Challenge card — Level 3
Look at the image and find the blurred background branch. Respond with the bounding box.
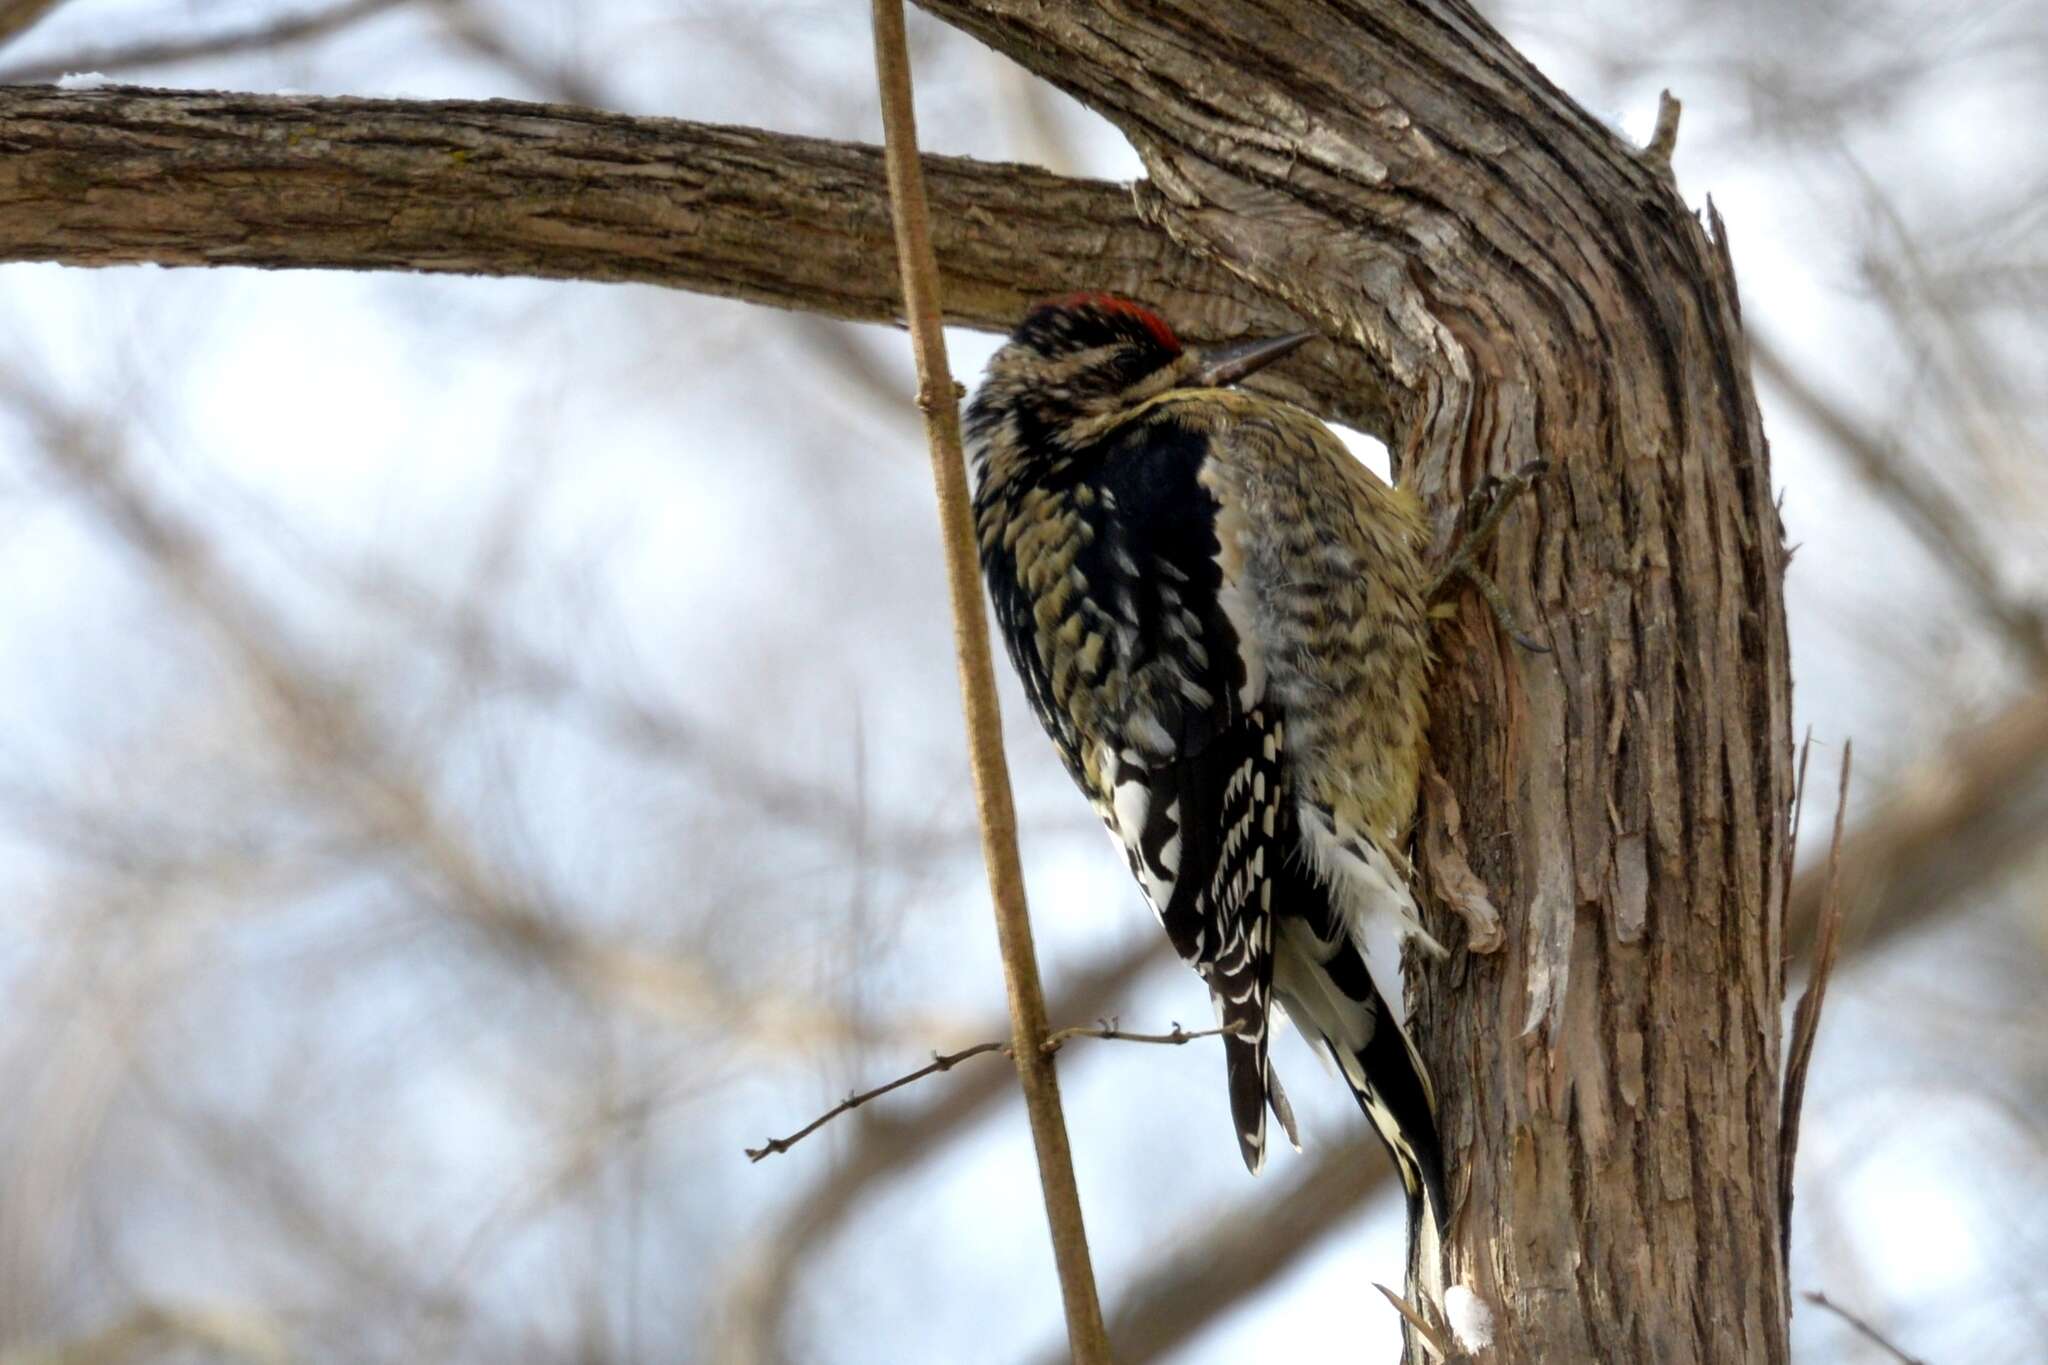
[0,0,408,83]
[0,1,61,51]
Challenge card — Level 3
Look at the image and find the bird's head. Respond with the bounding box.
[965,293,1315,464]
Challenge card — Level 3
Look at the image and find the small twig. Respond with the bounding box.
[748,1016,1246,1160]
[1780,729,1815,955]
[1642,88,1682,171]
[1802,1290,1928,1365]
[1374,1282,1455,1363]
[745,1041,1006,1162]
[1748,330,2048,674]
[1779,741,1853,1251]
[1041,1017,1243,1053]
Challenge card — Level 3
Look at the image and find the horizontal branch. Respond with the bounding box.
[0,85,1386,430]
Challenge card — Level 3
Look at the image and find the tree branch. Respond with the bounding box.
[0,86,1384,431]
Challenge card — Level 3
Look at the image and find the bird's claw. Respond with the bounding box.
[1430,460,1551,653]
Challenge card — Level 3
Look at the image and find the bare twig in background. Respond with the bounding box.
[325,560,961,853]
[1751,330,2048,672]
[1849,156,2039,505]
[1784,689,2048,964]
[0,0,62,52]
[0,0,412,85]
[717,941,1164,1362]
[745,1018,1241,1161]
[0,378,937,1057]
[1801,1291,1929,1365]
[745,1040,1006,1162]
[1779,742,1853,1252]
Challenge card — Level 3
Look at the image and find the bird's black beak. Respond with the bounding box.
[1187,331,1318,388]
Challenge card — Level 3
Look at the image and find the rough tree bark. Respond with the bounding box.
[0,2,1795,1358]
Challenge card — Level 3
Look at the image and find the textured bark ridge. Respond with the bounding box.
[916,3,1795,1360]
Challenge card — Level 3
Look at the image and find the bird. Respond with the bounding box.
[966,292,1452,1315]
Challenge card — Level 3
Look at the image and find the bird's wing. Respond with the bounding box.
[1080,411,1293,1173]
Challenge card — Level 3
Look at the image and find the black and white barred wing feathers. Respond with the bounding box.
[1072,417,1299,1174]
[1107,705,1300,1173]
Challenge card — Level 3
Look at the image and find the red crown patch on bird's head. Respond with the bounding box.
[968,292,1196,445]
[1027,292,1183,357]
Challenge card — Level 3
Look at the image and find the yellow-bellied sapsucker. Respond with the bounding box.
[967,293,1448,1304]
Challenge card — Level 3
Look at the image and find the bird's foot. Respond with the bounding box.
[1428,459,1550,654]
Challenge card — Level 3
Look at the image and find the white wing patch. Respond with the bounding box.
[1196,467,1268,710]
[1106,743,1179,913]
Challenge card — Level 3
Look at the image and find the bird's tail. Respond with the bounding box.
[1341,981,1448,1352]
[1348,1005,1449,1360]
[1274,927,1447,1353]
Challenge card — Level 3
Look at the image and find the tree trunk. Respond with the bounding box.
[0,1,1796,1356]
